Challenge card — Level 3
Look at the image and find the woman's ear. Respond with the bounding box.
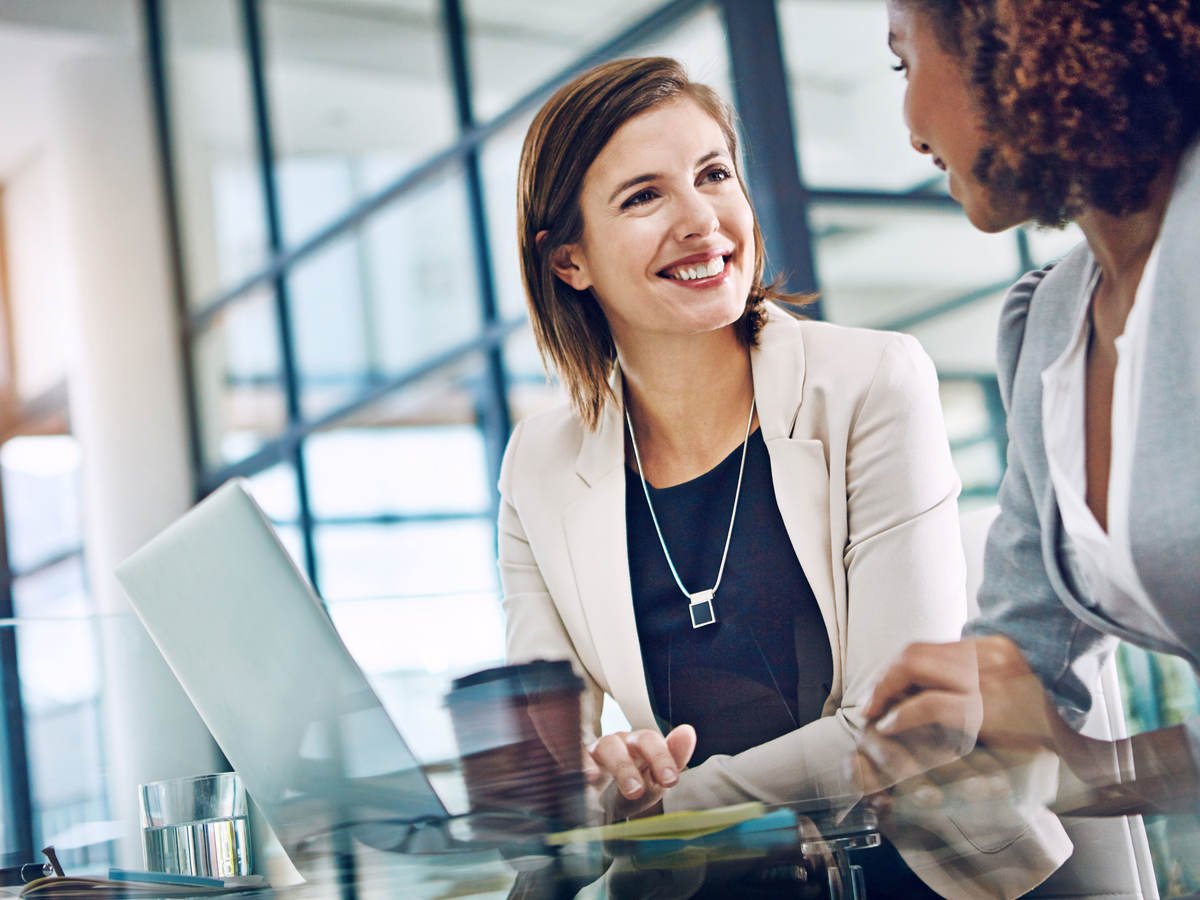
[546,241,592,292]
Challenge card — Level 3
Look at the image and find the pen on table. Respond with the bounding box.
[0,862,51,886]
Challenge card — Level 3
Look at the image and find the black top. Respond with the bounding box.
[625,428,833,765]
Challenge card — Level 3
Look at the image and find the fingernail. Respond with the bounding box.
[876,709,899,734]
[622,778,642,797]
[662,768,677,785]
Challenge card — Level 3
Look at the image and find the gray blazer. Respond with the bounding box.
[968,138,1200,728]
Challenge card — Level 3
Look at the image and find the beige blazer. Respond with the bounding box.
[498,304,1068,898]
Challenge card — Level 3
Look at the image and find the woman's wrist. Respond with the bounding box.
[1042,695,1118,785]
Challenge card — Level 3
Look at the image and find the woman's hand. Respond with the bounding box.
[585,724,697,819]
[856,634,1084,793]
[853,637,986,792]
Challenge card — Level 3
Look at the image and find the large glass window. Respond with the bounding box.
[303,354,498,604]
[463,0,664,121]
[779,0,925,191]
[191,289,288,470]
[163,0,270,308]
[262,0,458,246]
[1,436,109,871]
[288,166,484,420]
[479,115,531,323]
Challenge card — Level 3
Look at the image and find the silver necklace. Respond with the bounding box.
[625,395,756,629]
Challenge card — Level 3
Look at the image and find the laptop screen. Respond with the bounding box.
[115,479,448,871]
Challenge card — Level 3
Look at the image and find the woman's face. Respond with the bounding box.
[886,0,1027,232]
[551,97,755,347]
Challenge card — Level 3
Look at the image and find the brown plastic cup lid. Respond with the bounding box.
[446,659,584,706]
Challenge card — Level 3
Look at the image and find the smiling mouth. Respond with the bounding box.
[933,157,947,172]
[659,255,731,282]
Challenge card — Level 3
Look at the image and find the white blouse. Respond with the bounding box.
[1040,238,1171,644]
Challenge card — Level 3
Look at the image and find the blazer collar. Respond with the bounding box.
[750,303,808,442]
[575,367,627,488]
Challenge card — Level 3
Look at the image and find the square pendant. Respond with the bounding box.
[689,590,716,628]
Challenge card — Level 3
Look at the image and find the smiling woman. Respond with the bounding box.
[495,56,1046,897]
[545,97,755,373]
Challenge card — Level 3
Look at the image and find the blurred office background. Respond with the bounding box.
[0,0,1195,892]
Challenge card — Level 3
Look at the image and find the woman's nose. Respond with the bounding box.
[910,134,932,155]
[675,191,719,240]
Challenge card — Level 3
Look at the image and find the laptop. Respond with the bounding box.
[115,479,452,873]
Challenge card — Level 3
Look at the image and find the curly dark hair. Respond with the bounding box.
[903,0,1200,226]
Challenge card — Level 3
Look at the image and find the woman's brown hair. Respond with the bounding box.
[517,57,791,429]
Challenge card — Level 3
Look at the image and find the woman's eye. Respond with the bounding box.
[622,189,657,208]
[891,60,908,75]
[703,166,733,184]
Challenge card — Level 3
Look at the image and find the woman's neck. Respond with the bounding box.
[1076,158,1178,320]
[617,326,755,487]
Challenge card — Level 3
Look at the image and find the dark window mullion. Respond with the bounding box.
[239,0,318,588]
[719,0,820,314]
[143,0,206,503]
[0,474,35,863]
[442,0,512,513]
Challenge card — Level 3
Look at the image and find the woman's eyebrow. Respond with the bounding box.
[606,150,727,204]
[608,174,657,205]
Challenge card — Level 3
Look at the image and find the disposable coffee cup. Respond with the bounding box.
[139,772,252,878]
[445,660,586,834]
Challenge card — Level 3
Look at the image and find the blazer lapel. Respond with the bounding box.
[563,373,657,730]
[1128,141,1200,649]
[751,314,841,679]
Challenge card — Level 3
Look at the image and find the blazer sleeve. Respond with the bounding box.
[964,267,1116,726]
[662,333,967,811]
[497,419,606,745]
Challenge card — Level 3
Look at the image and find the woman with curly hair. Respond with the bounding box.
[864,0,1200,821]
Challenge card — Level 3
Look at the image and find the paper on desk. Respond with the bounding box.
[543,800,766,845]
[20,875,263,897]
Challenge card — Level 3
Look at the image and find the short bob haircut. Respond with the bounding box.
[898,0,1200,226]
[517,57,793,429]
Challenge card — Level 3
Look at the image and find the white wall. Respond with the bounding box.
[1,132,69,403]
[43,48,221,865]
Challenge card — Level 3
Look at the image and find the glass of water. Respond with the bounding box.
[139,772,252,878]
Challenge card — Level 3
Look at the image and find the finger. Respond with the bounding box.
[864,640,980,721]
[588,734,647,799]
[581,745,608,788]
[855,727,931,788]
[664,724,697,771]
[625,730,681,788]
[874,689,981,750]
[857,723,965,787]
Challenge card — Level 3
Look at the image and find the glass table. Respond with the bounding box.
[7,603,1193,898]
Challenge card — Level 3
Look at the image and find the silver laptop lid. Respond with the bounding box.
[115,479,448,869]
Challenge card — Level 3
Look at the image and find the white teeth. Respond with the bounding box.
[667,257,725,281]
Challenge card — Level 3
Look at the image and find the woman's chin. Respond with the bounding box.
[961,192,1027,234]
